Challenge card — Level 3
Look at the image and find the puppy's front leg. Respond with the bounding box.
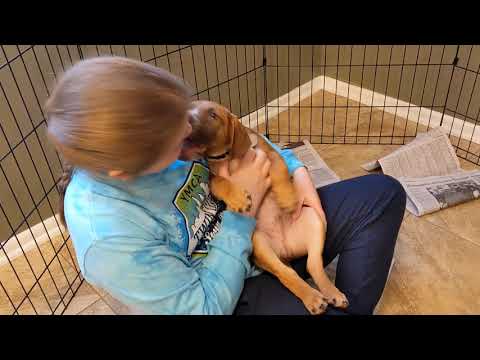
[255,137,298,213]
[210,175,252,214]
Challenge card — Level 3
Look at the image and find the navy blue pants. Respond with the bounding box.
[234,174,407,315]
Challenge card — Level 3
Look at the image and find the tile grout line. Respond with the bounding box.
[77,298,115,315]
[416,215,480,249]
[397,216,480,313]
[64,282,100,315]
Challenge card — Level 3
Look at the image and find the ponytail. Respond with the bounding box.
[57,161,74,228]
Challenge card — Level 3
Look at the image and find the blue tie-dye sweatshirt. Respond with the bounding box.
[64,141,304,315]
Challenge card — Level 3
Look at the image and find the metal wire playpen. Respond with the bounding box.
[1,44,479,314]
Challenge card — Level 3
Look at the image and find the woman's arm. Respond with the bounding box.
[261,136,326,226]
[82,210,256,315]
[264,137,327,229]
[291,166,327,227]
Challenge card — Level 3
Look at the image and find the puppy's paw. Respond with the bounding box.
[326,290,349,309]
[226,188,252,214]
[315,276,349,309]
[302,288,328,315]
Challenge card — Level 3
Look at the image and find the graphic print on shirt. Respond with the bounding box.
[173,162,225,258]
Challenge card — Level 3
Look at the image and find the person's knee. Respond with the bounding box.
[367,175,406,246]
[364,174,406,208]
[380,174,406,202]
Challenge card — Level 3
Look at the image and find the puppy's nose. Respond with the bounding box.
[188,107,200,121]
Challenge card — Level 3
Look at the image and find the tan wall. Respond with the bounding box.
[265,45,480,122]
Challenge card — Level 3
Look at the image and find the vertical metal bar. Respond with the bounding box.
[344,45,353,143]
[355,45,367,143]
[287,45,290,142]
[322,45,327,143]
[446,45,472,140]
[390,45,407,144]
[333,45,340,142]
[402,45,421,143]
[189,46,200,100]
[252,46,259,132]
[366,45,380,143]
[276,45,280,140]
[244,46,252,129]
[427,45,446,131]
[440,45,460,128]
[298,46,302,140]
[263,45,269,139]
[202,45,211,101]
[309,45,314,143]
[224,45,233,112]
[414,45,433,136]
[235,45,243,117]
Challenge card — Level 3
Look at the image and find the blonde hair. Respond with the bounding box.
[45,56,192,226]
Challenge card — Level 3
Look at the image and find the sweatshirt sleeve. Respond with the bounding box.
[83,210,256,315]
[261,135,305,175]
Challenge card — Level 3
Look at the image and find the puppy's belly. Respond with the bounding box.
[255,194,313,261]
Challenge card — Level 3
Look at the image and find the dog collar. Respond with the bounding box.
[207,151,230,160]
[206,132,258,161]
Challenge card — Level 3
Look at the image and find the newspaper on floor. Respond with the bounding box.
[361,127,480,216]
[280,139,340,188]
[361,127,461,178]
[399,171,480,216]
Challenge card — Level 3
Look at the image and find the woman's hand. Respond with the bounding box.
[217,148,272,218]
[291,167,327,228]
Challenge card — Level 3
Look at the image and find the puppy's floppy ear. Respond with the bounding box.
[187,106,218,146]
[229,113,252,159]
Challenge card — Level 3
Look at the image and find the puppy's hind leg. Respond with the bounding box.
[252,231,328,315]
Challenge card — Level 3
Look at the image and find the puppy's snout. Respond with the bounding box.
[188,105,215,126]
[187,107,200,124]
[185,104,218,147]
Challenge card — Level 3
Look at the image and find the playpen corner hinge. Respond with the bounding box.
[263,57,267,66]
[453,57,459,66]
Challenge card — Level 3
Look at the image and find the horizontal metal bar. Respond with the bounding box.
[142,45,192,63]
[451,64,480,76]
[0,120,47,163]
[11,237,76,313]
[266,134,419,139]
[266,63,451,68]
[194,64,264,97]
[0,181,60,243]
[266,105,446,109]
[51,272,83,314]
[0,45,36,71]
[444,107,480,125]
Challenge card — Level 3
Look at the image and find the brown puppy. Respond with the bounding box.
[188,100,348,314]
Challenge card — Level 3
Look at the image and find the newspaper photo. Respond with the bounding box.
[280,139,340,188]
[362,127,480,216]
[399,171,480,216]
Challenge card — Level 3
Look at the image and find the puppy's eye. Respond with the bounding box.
[208,109,216,119]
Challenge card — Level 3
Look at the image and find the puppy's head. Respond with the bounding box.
[187,100,251,161]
